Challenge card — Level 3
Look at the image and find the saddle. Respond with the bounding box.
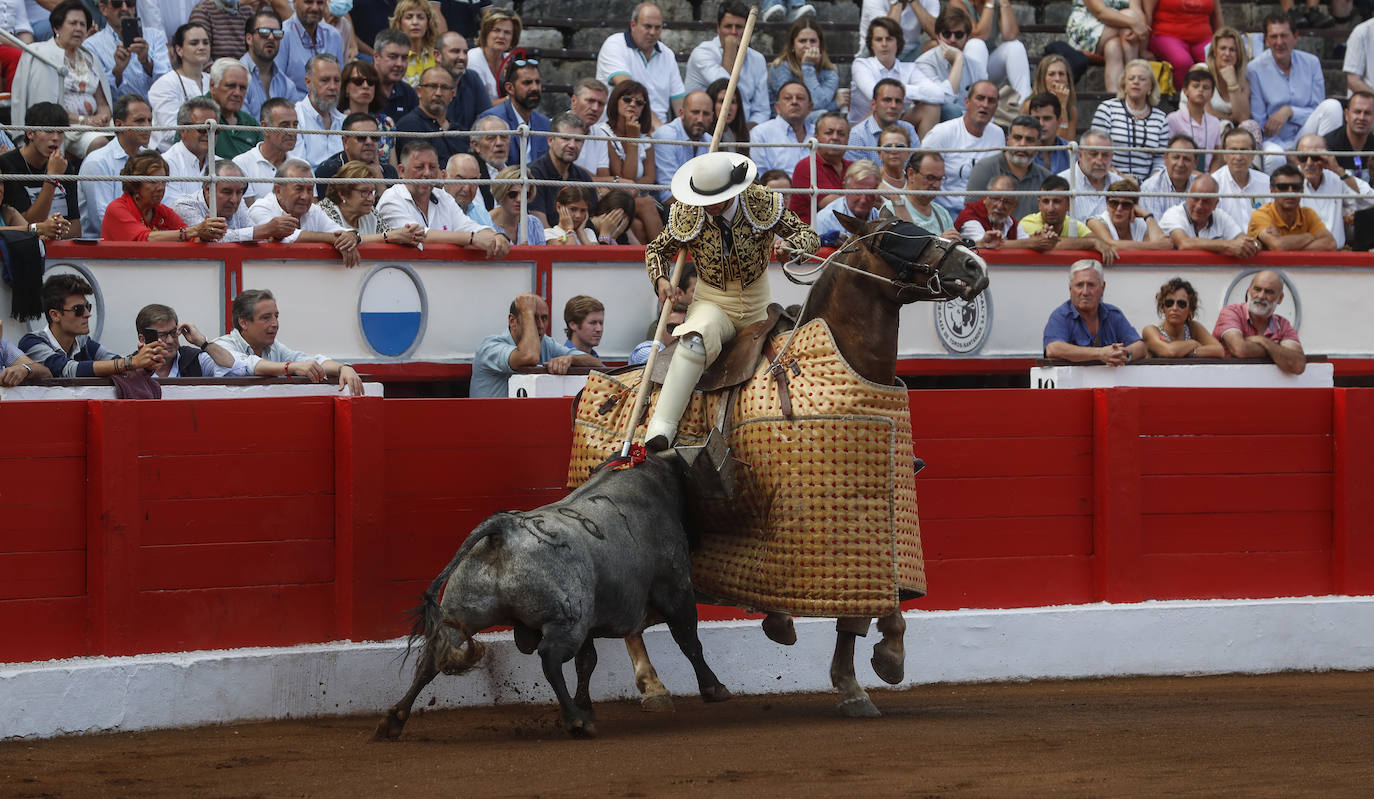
[649,303,796,393]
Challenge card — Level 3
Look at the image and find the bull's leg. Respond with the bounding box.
[624,635,675,713]
[539,635,597,738]
[871,610,906,685]
[659,590,732,704]
[572,638,597,716]
[831,618,880,718]
[372,641,442,741]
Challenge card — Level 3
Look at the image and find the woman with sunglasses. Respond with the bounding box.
[768,18,839,112]
[469,7,522,101]
[490,165,547,245]
[149,23,212,152]
[390,0,441,87]
[1141,277,1223,358]
[338,60,398,164]
[317,159,423,245]
[101,151,226,242]
[595,80,663,243]
[1086,177,1171,249]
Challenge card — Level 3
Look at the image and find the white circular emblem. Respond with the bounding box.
[934,289,991,354]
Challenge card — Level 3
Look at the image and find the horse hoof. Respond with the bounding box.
[701,683,732,703]
[871,647,905,685]
[640,693,675,713]
[837,697,882,718]
[371,710,407,741]
[567,719,599,738]
[761,612,797,646]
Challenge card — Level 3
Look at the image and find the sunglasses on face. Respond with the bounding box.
[941,30,968,40]
[622,96,646,107]
[1273,182,1304,192]
[63,303,93,316]
[106,0,136,7]
[1107,199,1136,208]
[348,76,376,86]
[1298,153,1325,162]
[350,132,380,141]
[1163,298,1189,309]
[254,27,285,39]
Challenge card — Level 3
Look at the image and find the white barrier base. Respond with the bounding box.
[3,596,1372,740]
[507,373,591,397]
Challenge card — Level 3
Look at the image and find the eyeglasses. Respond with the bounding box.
[1298,153,1325,162]
[352,187,377,197]
[148,329,177,342]
[348,76,376,87]
[419,82,456,92]
[941,30,968,40]
[254,27,284,39]
[106,0,136,7]
[63,303,93,316]
[350,132,380,141]
[918,173,944,184]
[1272,182,1304,192]
[621,96,646,108]
[1162,298,1190,309]
[1106,199,1136,208]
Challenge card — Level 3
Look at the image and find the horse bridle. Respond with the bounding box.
[782,218,962,301]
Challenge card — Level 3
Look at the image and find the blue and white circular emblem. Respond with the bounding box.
[357,265,427,358]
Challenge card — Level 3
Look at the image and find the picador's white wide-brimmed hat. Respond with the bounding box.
[670,151,758,206]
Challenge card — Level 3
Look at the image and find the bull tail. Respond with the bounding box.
[401,515,510,667]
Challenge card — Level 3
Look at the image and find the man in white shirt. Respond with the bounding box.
[596,2,685,129]
[247,159,361,267]
[684,1,770,127]
[569,78,611,176]
[1057,128,1121,224]
[78,96,151,238]
[920,80,1004,214]
[443,153,496,228]
[845,78,921,163]
[748,80,813,173]
[293,53,345,168]
[233,97,305,203]
[212,288,363,394]
[163,98,220,199]
[1344,17,1374,96]
[86,0,172,100]
[375,140,510,257]
[1138,134,1198,221]
[171,159,300,242]
[1210,127,1271,235]
[1160,174,1260,258]
[1296,133,1374,249]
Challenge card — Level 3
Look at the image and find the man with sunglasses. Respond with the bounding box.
[913,6,983,123]
[87,0,172,101]
[398,66,466,165]
[1212,270,1306,374]
[241,10,299,119]
[293,53,345,167]
[133,303,245,378]
[20,274,163,378]
[1295,133,1374,249]
[1247,164,1338,251]
[314,113,398,199]
[275,0,344,97]
[1043,259,1145,367]
[475,55,551,167]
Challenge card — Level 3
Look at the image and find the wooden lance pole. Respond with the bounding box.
[618,6,759,457]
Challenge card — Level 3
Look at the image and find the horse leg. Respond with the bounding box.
[761,611,797,645]
[625,634,675,712]
[871,610,906,685]
[540,633,596,737]
[831,618,880,718]
[657,587,732,703]
[572,638,598,718]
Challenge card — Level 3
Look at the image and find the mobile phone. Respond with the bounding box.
[140,328,161,346]
[121,17,142,48]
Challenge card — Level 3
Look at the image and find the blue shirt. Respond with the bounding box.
[461,198,493,227]
[275,15,344,98]
[1042,300,1141,354]
[470,332,578,398]
[651,117,709,202]
[1036,136,1071,176]
[845,116,920,164]
[748,116,813,173]
[814,196,879,238]
[86,22,172,99]
[1247,49,1326,148]
[241,53,301,120]
[78,142,140,238]
[476,102,551,168]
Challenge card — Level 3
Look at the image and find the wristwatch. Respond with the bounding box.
[1341,171,1353,180]
[28,222,37,234]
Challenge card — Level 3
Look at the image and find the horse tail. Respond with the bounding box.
[401,515,511,667]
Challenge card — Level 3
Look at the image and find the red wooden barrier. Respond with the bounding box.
[0,388,1368,664]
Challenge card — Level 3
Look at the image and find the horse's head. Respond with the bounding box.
[836,214,990,304]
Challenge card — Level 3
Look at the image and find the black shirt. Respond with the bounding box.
[384,81,419,120]
[0,147,79,221]
[527,155,598,223]
[1324,125,1371,181]
[396,107,464,164]
[314,153,400,199]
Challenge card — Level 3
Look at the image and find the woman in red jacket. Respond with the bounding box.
[101,151,225,242]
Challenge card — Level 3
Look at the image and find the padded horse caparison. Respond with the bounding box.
[649,303,796,393]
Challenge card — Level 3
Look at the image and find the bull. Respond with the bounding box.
[374,451,731,740]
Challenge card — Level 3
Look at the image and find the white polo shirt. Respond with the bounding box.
[1159,203,1243,240]
[375,183,489,234]
[1301,168,1374,249]
[1210,166,1269,237]
[246,192,346,243]
[595,30,685,124]
[293,97,345,169]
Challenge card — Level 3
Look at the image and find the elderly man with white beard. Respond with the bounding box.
[1211,269,1306,375]
[954,174,1018,247]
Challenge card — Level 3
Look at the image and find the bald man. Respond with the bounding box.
[1211,270,1306,374]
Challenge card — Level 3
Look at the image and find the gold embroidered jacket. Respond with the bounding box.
[645,184,820,291]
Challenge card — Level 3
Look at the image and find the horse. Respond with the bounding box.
[615,212,990,717]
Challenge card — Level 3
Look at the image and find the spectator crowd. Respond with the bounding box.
[1,0,1364,384]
